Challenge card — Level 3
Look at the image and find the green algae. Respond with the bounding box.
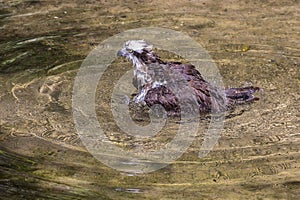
[0,38,74,74]
[0,146,112,199]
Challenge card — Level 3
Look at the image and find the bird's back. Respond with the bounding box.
[144,61,228,114]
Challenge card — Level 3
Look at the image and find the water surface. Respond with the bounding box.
[0,0,299,199]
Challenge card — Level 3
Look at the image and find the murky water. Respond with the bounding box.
[0,0,299,199]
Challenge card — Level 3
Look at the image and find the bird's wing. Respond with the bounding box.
[167,62,228,112]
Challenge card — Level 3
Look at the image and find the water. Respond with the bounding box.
[0,0,299,199]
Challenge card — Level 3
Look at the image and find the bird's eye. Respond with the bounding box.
[128,49,133,53]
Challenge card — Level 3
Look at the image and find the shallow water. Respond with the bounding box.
[0,0,299,199]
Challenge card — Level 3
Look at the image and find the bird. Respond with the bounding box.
[117,40,260,116]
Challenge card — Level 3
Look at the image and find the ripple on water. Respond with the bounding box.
[115,188,143,194]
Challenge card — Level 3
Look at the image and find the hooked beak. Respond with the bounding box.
[117,49,126,57]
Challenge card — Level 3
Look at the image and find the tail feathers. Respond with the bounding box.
[225,86,260,105]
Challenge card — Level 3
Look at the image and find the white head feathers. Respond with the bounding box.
[124,40,153,53]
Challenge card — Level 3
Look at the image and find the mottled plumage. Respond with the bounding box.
[117,40,259,115]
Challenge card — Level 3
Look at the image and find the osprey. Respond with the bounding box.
[117,40,259,115]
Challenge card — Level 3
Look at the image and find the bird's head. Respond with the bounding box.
[117,40,162,67]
